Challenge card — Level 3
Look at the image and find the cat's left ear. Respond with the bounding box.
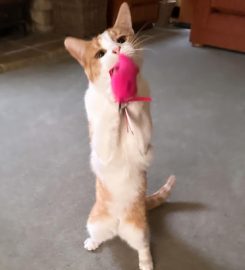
[64,37,87,66]
[114,2,133,32]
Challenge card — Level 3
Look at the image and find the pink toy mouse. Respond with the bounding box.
[109,54,152,106]
[109,54,152,133]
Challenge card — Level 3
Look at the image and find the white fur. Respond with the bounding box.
[84,30,153,269]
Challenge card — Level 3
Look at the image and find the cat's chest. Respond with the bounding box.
[84,87,108,123]
[85,87,141,142]
[84,85,152,175]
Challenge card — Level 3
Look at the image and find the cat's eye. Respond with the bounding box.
[117,35,126,44]
[95,50,106,59]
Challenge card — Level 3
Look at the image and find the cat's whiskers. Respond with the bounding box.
[130,35,155,50]
[134,48,156,53]
[134,36,155,46]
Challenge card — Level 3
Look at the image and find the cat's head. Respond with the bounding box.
[64,3,141,86]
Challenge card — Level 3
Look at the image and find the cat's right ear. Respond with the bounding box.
[64,37,87,66]
[114,2,133,32]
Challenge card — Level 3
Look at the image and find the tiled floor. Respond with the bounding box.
[0,32,69,73]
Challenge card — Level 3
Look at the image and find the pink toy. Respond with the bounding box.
[109,54,152,134]
[109,54,152,105]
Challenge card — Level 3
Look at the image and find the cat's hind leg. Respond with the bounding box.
[84,202,118,251]
[118,203,153,270]
[84,178,118,251]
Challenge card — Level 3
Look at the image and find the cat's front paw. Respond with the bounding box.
[84,238,100,251]
[139,260,153,270]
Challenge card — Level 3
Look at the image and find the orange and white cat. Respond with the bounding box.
[64,3,175,270]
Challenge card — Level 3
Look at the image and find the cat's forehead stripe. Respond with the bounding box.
[108,28,121,38]
[91,37,100,49]
[99,31,114,49]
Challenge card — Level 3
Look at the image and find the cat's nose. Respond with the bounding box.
[112,46,121,54]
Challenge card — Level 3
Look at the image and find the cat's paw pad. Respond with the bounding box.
[84,238,100,251]
[139,260,153,270]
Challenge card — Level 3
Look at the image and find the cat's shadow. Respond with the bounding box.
[98,201,220,270]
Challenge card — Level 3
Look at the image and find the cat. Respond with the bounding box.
[64,3,176,270]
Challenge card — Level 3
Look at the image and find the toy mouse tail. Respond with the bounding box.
[129,96,152,102]
[146,175,176,210]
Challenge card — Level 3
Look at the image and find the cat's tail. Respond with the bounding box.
[146,175,176,210]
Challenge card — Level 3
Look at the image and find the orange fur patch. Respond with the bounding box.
[125,198,148,230]
[146,175,176,210]
[107,27,134,44]
[124,176,148,230]
[82,38,102,82]
[88,178,112,223]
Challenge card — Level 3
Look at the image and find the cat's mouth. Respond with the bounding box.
[109,66,119,77]
[109,68,113,77]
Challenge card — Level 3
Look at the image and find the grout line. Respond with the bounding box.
[2,47,30,56]
[22,38,64,53]
[24,38,64,48]
[0,35,67,72]
[1,38,64,56]
[0,50,69,73]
